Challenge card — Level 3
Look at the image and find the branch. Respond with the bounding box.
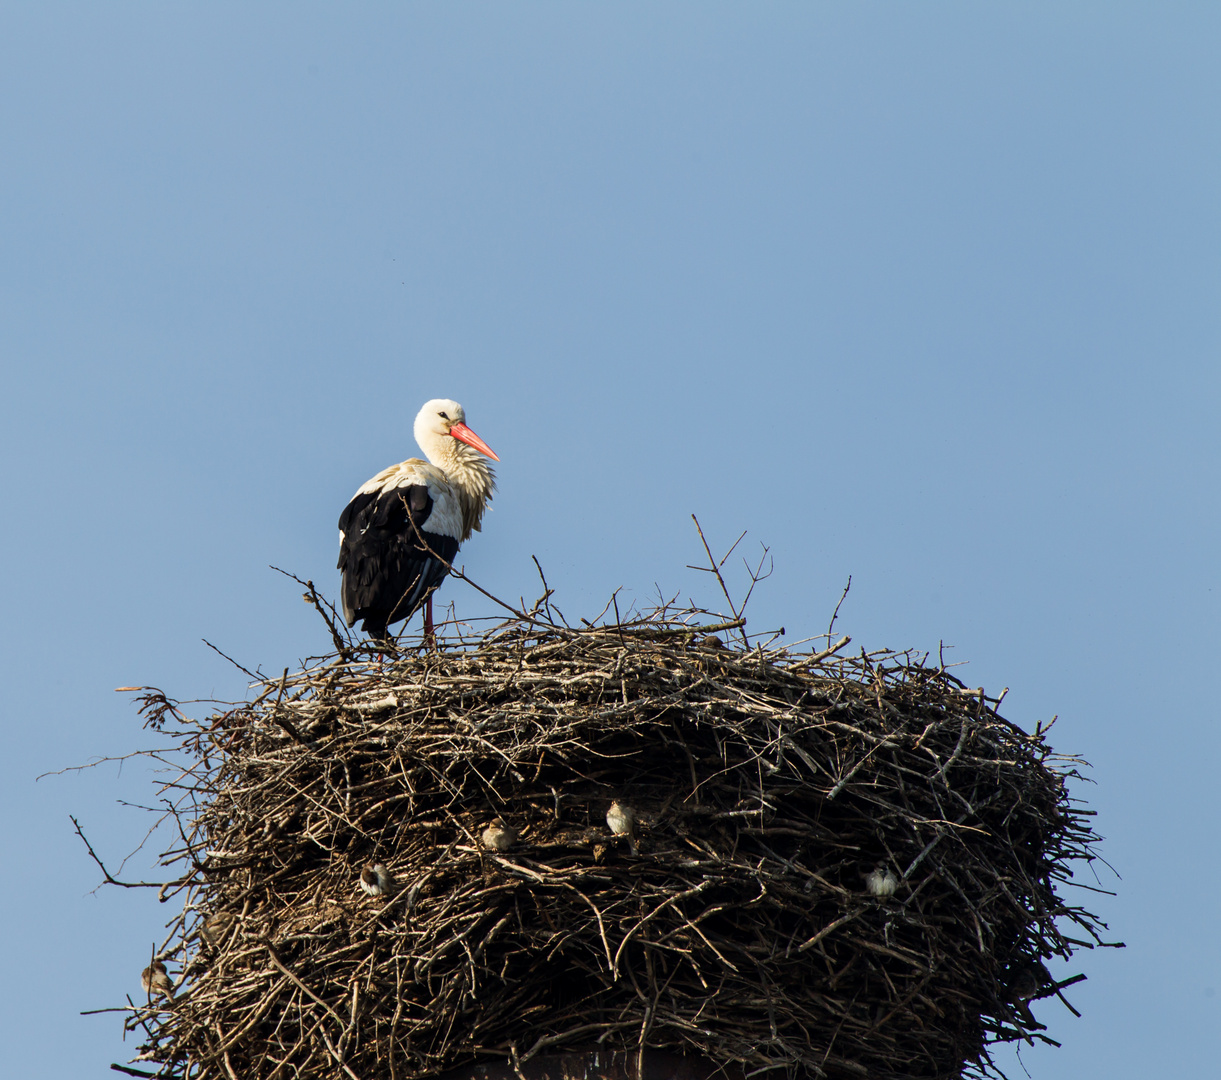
[398,509,581,640]
[70,816,188,891]
[735,541,773,616]
[828,575,851,641]
[529,555,559,624]
[687,515,751,647]
[201,639,260,682]
[787,635,852,672]
[267,667,307,744]
[270,566,352,656]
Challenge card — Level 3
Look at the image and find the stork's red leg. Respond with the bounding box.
[423,595,435,646]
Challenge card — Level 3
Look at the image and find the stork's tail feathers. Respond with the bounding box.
[362,617,390,642]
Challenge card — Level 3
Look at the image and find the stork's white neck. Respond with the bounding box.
[415,428,496,539]
[424,434,493,491]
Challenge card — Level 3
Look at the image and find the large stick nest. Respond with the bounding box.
[116,600,1111,1080]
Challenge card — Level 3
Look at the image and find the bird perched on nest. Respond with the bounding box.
[200,911,236,949]
[865,862,898,898]
[338,399,498,642]
[1005,959,1050,1025]
[359,863,398,898]
[141,960,174,1002]
[606,800,638,855]
[481,818,517,852]
[1009,965,1042,1002]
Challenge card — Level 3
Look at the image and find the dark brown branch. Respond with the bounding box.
[70,816,187,891]
[688,515,752,647]
[201,639,261,682]
[270,566,352,656]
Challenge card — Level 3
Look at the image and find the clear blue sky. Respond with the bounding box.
[1,5,1217,1077]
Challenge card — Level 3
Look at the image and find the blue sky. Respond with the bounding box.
[1,4,1217,1077]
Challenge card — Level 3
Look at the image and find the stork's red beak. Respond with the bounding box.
[449,421,500,461]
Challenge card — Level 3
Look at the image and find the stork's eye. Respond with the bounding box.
[438,412,450,420]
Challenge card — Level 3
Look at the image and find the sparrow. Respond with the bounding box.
[359,862,397,898]
[200,911,236,948]
[1010,967,1041,1003]
[141,960,174,1001]
[481,818,517,852]
[1005,959,1050,1011]
[865,862,898,898]
[606,800,637,855]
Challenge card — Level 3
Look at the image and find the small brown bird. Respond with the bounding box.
[481,818,517,852]
[200,911,236,948]
[865,863,898,898]
[141,960,174,1002]
[1007,959,1050,1006]
[1011,967,1040,1003]
[606,800,637,855]
[359,863,397,898]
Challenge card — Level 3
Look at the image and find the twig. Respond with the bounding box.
[70,817,186,891]
[688,515,752,647]
[271,566,352,655]
[201,639,261,682]
[828,575,852,640]
[787,635,852,671]
[399,513,583,641]
[793,910,862,955]
[267,667,307,744]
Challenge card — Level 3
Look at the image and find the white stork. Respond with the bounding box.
[338,399,498,642]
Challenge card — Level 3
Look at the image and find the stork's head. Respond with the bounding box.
[414,398,500,461]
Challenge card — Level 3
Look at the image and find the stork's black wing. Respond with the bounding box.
[337,483,460,637]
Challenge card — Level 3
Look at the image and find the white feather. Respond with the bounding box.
[350,460,464,540]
